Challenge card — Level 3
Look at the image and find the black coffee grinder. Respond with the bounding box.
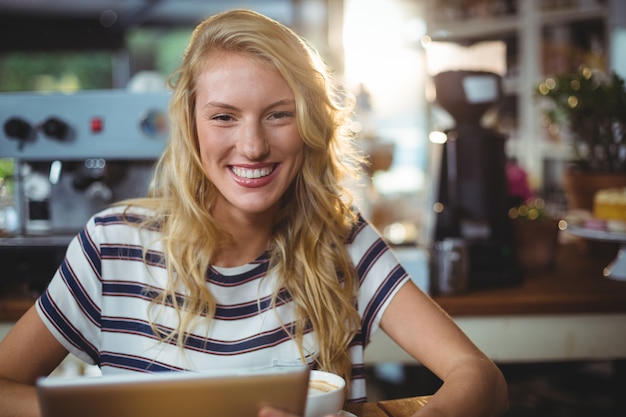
[432,70,521,288]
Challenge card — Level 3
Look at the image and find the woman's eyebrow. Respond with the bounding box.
[204,101,237,110]
[264,99,296,111]
[203,99,295,112]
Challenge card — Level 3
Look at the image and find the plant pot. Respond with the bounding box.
[512,218,559,273]
[561,170,626,211]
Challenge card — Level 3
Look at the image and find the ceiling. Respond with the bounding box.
[0,0,300,51]
[0,0,297,24]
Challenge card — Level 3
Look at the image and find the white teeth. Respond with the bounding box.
[232,166,274,179]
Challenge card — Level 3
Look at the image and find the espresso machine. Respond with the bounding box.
[431,70,521,289]
[0,90,170,296]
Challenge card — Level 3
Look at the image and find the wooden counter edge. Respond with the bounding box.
[0,297,36,322]
[344,395,431,417]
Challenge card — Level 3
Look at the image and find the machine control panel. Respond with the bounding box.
[0,90,171,160]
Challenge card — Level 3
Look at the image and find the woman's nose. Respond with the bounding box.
[237,122,269,160]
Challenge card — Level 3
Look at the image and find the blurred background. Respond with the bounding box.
[1,1,625,416]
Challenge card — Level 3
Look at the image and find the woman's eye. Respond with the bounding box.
[269,111,294,120]
[212,114,234,122]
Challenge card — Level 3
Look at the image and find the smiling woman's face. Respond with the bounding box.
[194,52,303,221]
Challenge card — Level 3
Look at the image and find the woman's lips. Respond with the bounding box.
[231,165,274,179]
[230,164,278,187]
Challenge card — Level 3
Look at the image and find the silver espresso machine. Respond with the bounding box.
[0,90,170,297]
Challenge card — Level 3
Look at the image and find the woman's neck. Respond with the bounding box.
[211,210,275,268]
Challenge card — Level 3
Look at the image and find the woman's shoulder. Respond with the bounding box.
[346,209,379,244]
[86,204,161,236]
[91,204,156,223]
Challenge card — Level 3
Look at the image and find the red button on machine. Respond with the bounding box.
[90,117,103,133]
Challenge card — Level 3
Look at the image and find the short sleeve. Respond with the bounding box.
[346,218,410,344]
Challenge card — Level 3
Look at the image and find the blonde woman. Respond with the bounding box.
[0,9,508,417]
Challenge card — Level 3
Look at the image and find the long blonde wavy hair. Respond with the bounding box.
[128,9,364,384]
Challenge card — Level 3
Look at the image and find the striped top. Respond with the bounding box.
[36,206,410,402]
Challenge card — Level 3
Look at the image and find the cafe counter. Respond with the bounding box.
[367,240,626,363]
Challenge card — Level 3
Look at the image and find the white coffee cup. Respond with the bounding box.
[305,370,346,417]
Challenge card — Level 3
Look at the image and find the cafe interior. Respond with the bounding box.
[0,0,625,416]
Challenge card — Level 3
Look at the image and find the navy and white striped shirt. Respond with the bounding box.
[36,206,410,402]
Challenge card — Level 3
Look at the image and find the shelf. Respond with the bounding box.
[539,5,607,25]
[0,235,73,248]
[427,15,519,42]
[538,141,573,159]
[426,3,607,43]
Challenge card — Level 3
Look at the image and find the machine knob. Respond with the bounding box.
[3,117,33,141]
[85,181,113,203]
[42,117,69,140]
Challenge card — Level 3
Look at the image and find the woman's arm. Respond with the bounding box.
[380,280,509,417]
[0,305,69,417]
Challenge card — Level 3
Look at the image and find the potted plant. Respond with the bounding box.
[536,67,626,210]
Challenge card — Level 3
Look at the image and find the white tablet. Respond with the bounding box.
[37,366,310,417]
